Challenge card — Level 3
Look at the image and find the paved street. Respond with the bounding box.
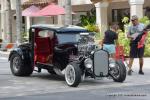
[0,52,150,100]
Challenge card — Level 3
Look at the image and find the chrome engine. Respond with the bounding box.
[78,33,97,56]
[77,33,109,77]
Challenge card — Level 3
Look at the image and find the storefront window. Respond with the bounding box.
[144,7,150,18]
[72,12,87,25]
[112,9,130,30]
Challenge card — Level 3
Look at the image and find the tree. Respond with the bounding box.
[16,0,22,45]
[65,0,72,26]
[6,0,13,42]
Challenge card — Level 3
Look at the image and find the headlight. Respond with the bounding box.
[109,58,116,68]
[109,63,116,68]
[84,58,93,69]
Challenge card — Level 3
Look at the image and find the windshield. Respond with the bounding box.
[57,33,81,44]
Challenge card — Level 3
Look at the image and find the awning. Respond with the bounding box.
[22,0,57,8]
[32,3,65,16]
[22,5,40,16]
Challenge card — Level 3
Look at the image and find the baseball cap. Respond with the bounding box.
[131,15,138,21]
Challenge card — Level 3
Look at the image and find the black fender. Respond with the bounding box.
[9,43,32,60]
[9,45,34,76]
[8,45,33,67]
[9,48,24,61]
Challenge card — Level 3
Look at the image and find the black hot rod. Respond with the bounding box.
[9,24,126,87]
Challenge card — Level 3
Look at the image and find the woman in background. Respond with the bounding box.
[102,23,119,58]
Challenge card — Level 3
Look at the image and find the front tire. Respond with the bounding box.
[110,60,126,82]
[65,62,81,87]
[10,53,33,76]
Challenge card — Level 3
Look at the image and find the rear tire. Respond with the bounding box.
[110,60,126,82]
[65,62,81,87]
[10,53,33,76]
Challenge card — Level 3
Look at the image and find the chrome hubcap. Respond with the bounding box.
[110,63,120,79]
[65,65,75,85]
[12,57,21,72]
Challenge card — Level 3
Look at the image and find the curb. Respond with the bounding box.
[0,51,10,56]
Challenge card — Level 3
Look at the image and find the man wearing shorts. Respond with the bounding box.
[127,15,145,75]
[103,23,119,58]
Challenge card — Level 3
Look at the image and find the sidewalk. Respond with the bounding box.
[0,51,10,57]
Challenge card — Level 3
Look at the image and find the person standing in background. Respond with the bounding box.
[102,23,119,58]
[127,15,145,75]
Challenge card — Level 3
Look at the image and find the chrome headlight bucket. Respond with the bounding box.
[84,58,93,69]
[109,63,116,68]
[109,58,116,68]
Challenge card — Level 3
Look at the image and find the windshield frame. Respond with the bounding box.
[56,32,95,44]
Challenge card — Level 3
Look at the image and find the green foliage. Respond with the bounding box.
[80,8,101,39]
[21,32,28,42]
[95,32,103,40]
[139,16,150,25]
[122,17,129,24]
[80,15,96,26]
[84,24,98,32]
[144,32,150,56]
[118,30,130,56]
[80,8,96,26]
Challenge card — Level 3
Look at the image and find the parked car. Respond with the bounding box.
[9,24,126,87]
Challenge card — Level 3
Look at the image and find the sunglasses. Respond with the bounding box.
[131,19,137,21]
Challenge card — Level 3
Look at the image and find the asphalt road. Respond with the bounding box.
[0,53,150,100]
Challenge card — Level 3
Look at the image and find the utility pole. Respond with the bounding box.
[65,0,72,26]
[16,0,22,45]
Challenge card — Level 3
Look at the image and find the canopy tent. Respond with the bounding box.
[22,5,40,16]
[32,3,65,16]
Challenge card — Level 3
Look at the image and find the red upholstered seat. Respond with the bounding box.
[35,37,52,63]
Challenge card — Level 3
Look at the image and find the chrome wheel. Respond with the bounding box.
[110,64,120,79]
[12,56,21,73]
[65,62,81,87]
[65,65,75,86]
[109,60,126,82]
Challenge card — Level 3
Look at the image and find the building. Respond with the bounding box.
[0,0,150,42]
[0,0,57,42]
[70,0,150,33]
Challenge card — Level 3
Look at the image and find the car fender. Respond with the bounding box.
[8,47,31,63]
[8,48,24,61]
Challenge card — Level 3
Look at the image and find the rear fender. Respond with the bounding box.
[8,47,32,67]
[8,43,32,61]
[8,48,24,61]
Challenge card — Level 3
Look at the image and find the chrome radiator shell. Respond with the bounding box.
[93,50,109,77]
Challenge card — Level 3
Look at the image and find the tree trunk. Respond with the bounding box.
[65,0,72,26]
[1,0,6,41]
[16,0,22,45]
[6,0,13,43]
